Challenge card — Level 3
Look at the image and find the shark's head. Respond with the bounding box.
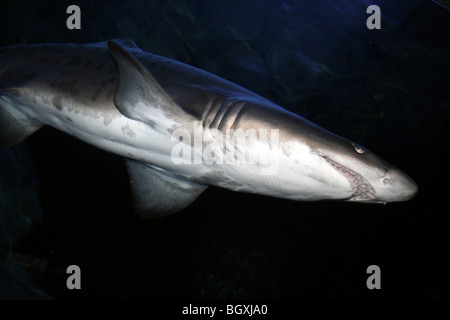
[314,135,418,203]
[278,111,418,203]
[238,103,418,203]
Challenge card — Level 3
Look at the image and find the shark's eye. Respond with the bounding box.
[352,143,365,154]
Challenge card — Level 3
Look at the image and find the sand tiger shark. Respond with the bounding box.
[0,39,417,218]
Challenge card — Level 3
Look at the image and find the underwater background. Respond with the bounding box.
[0,0,449,299]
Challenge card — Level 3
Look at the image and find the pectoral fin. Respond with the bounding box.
[125,160,207,219]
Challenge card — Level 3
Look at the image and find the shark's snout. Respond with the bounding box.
[380,168,418,202]
[321,152,418,203]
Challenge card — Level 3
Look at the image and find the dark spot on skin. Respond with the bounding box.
[57,79,79,97]
[99,77,116,87]
[106,77,117,83]
[70,88,79,97]
[106,88,116,98]
[66,57,82,66]
[96,64,104,71]
[58,79,77,89]
[91,87,102,101]
[52,96,63,110]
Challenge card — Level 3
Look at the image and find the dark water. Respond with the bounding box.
[0,0,449,300]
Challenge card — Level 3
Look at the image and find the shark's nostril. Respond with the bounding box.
[385,169,418,201]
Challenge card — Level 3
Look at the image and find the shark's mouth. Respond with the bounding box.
[322,156,376,201]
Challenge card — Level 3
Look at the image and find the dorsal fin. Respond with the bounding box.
[108,38,141,50]
[86,39,142,50]
[107,41,194,126]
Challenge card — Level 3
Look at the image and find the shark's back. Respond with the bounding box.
[0,40,267,123]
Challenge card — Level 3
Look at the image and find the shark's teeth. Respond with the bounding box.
[322,156,376,200]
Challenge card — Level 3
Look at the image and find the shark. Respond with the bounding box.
[0,39,418,218]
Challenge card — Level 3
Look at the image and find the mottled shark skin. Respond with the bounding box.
[0,39,418,218]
